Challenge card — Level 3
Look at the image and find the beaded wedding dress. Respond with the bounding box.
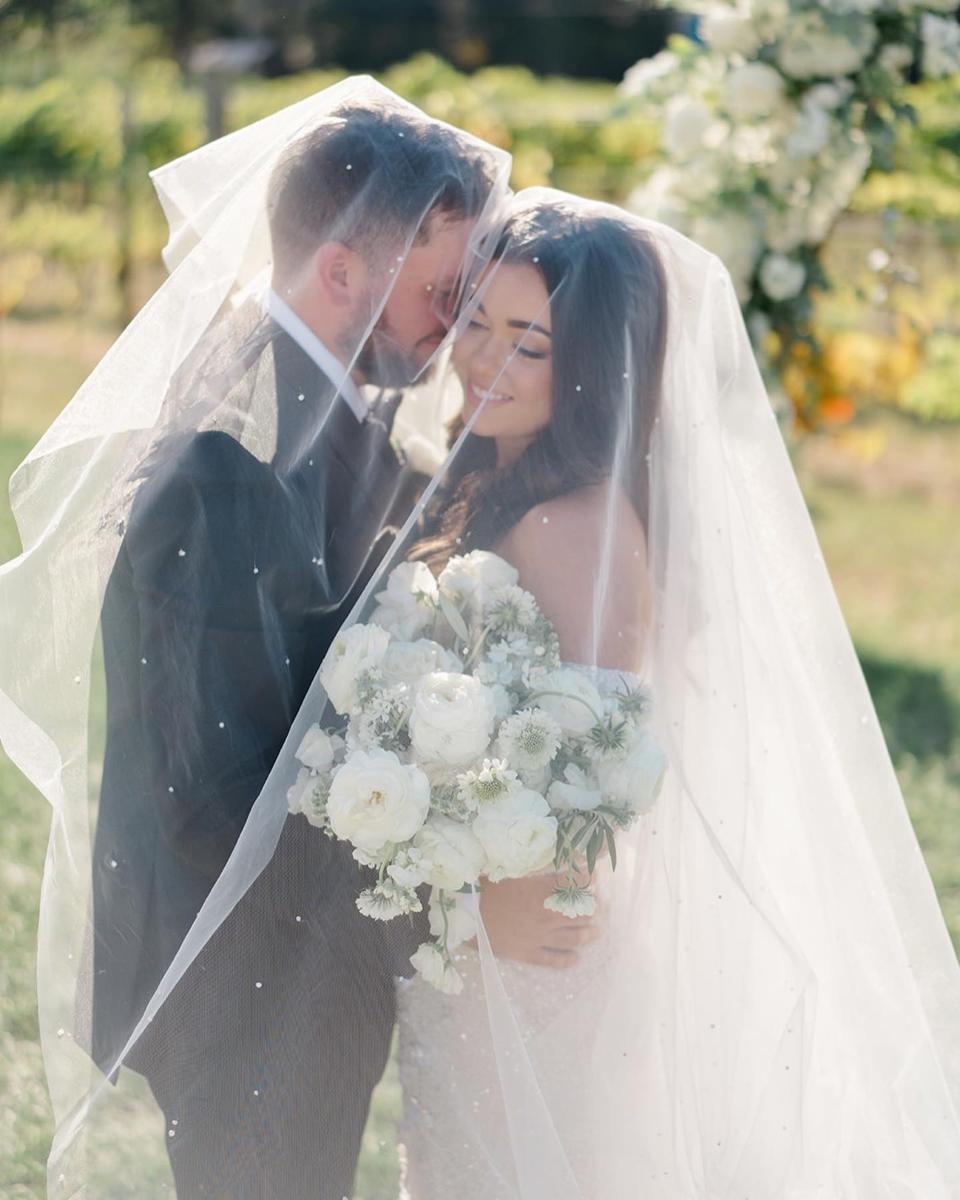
[397,667,641,1200]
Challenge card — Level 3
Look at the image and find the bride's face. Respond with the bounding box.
[453,261,553,452]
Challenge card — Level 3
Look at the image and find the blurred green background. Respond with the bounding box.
[1,4,958,1197]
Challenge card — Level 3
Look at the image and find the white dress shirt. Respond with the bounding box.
[265,288,370,423]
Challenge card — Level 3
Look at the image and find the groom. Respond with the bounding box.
[91,103,501,1199]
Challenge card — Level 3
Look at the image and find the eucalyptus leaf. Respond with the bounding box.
[438,591,470,644]
[604,823,618,871]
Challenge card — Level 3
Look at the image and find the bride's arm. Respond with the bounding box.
[495,484,650,673]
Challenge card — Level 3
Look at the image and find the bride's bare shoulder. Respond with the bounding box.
[497,482,647,574]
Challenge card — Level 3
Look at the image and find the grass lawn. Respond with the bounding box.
[0,318,957,1198]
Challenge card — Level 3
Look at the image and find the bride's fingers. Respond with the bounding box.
[545,923,600,947]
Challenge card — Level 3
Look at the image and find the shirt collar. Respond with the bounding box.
[264,288,369,423]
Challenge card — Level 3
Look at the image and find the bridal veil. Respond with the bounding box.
[0,77,958,1198]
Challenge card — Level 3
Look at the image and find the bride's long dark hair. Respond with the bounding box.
[411,199,669,571]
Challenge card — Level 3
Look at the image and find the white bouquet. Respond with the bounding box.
[287,551,668,994]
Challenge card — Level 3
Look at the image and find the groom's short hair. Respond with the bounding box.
[267,102,496,280]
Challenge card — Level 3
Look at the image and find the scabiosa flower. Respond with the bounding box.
[356,879,423,920]
[615,682,653,725]
[457,758,520,809]
[498,708,562,772]
[484,584,540,633]
[544,885,596,918]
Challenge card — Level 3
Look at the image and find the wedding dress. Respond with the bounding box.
[397,667,642,1200]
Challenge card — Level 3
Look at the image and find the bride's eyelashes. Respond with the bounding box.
[464,318,550,361]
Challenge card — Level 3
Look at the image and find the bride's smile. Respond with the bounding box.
[453,260,554,463]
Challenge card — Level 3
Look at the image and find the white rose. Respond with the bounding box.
[786,102,831,159]
[320,623,390,715]
[663,96,715,159]
[700,8,763,57]
[529,669,603,738]
[472,788,558,882]
[777,13,876,79]
[326,748,430,853]
[409,671,495,766]
[596,730,668,815]
[759,253,806,302]
[413,816,486,890]
[438,550,518,613]
[724,62,785,119]
[923,14,960,79]
[370,561,439,640]
[410,942,463,994]
[294,724,339,772]
[428,888,477,950]
[380,639,463,690]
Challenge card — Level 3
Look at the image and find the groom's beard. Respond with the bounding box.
[350,300,441,389]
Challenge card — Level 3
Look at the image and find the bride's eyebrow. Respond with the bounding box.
[508,319,551,338]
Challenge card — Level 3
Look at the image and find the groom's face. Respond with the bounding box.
[357,214,473,387]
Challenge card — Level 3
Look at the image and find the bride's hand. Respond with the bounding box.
[473,868,607,969]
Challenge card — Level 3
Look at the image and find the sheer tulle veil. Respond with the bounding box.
[0,78,958,1199]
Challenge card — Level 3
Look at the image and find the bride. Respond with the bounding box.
[396,196,669,1198]
[385,189,960,1198]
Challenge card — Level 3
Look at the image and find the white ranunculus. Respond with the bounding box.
[326,749,430,853]
[923,14,960,79]
[294,724,338,772]
[320,622,391,715]
[663,96,715,158]
[691,212,762,303]
[370,561,439,640]
[529,669,603,738]
[776,12,877,79]
[413,816,486,890]
[472,788,558,882]
[410,942,464,994]
[724,62,785,119]
[759,253,806,302]
[380,639,462,690]
[409,671,495,767]
[438,551,519,614]
[428,888,477,950]
[700,8,763,56]
[596,730,668,815]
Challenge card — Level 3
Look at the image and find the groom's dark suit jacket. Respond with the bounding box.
[91,302,424,1196]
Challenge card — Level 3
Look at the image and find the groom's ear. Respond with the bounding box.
[311,241,368,309]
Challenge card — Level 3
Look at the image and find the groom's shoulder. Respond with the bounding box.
[129,430,271,537]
